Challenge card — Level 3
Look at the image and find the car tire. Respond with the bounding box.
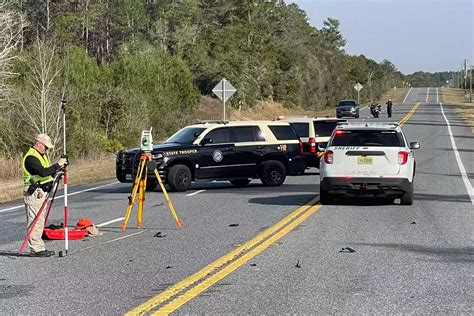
[260,160,286,186]
[167,164,192,192]
[319,187,332,205]
[146,180,158,191]
[230,179,251,187]
[400,182,414,205]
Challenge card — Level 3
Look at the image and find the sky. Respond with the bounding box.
[288,0,473,75]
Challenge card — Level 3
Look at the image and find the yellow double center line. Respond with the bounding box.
[128,198,322,315]
[399,102,420,126]
[128,102,421,315]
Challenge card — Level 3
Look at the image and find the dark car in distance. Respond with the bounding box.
[336,99,360,118]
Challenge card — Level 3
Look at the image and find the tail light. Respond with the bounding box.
[299,141,304,155]
[309,137,316,153]
[324,150,333,164]
[398,151,409,165]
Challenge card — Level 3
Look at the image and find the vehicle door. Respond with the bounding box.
[229,126,266,178]
[290,122,310,152]
[196,127,236,179]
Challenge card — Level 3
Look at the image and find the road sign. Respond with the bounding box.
[212,78,236,102]
[212,78,237,121]
[354,82,363,92]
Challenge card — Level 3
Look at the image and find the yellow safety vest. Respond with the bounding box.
[22,148,53,186]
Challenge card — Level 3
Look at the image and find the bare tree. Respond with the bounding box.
[15,40,64,158]
[0,0,27,100]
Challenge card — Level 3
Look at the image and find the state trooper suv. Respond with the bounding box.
[116,121,306,192]
[319,122,420,205]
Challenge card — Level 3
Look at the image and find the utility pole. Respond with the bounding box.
[470,62,472,103]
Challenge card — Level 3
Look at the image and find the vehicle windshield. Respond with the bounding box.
[330,130,405,147]
[313,121,339,137]
[165,127,206,145]
[338,101,357,107]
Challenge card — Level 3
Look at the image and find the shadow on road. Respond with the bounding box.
[414,193,471,203]
[436,147,474,153]
[352,243,474,263]
[249,194,317,206]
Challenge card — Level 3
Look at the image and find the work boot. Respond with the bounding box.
[31,250,55,257]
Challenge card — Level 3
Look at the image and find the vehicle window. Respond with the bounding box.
[337,101,357,107]
[166,127,206,144]
[230,126,265,142]
[330,130,404,147]
[290,123,309,138]
[204,127,231,144]
[268,125,298,140]
[313,121,339,137]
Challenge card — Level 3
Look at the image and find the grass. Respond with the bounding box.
[440,88,474,132]
[0,155,115,204]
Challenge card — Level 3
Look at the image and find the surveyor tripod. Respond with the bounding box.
[121,152,183,231]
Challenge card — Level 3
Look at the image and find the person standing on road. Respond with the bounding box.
[386,98,393,118]
[22,134,67,257]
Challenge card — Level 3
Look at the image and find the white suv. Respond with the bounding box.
[319,122,420,205]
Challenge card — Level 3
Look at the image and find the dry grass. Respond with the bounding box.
[378,87,409,104]
[440,88,474,132]
[0,155,115,204]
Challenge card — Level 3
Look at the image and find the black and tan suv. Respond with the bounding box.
[278,117,346,169]
[116,121,306,191]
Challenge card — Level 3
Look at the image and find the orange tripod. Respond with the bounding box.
[121,153,183,231]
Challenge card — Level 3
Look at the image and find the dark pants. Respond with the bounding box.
[387,107,392,117]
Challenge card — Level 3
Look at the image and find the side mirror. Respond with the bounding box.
[409,142,420,150]
[201,138,213,146]
[318,143,327,151]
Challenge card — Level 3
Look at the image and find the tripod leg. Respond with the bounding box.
[137,166,147,229]
[153,169,183,229]
[122,159,146,231]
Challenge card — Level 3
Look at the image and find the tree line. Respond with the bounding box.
[0,0,405,159]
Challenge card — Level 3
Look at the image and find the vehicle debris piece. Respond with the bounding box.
[228,223,239,227]
[339,247,356,253]
[154,232,166,238]
[295,260,302,268]
[411,221,416,225]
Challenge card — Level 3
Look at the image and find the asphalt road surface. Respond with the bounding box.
[1,87,472,314]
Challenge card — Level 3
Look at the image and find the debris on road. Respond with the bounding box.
[339,247,356,253]
[165,266,173,269]
[411,221,416,225]
[153,232,166,238]
[295,260,302,268]
[250,263,257,267]
[229,223,239,227]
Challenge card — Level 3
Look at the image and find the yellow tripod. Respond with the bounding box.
[122,153,183,231]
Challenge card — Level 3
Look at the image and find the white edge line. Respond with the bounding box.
[439,102,474,205]
[402,87,413,103]
[186,189,206,197]
[97,217,125,227]
[0,181,121,214]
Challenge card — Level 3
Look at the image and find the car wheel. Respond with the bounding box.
[319,187,333,205]
[167,164,192,192]
[230,179,251,187]
[400,182,414,205]
[146,179,158,191]
[260,160,286,186]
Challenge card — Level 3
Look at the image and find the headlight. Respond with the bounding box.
[350,108,356,112]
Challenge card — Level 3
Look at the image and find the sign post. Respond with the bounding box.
[212,78,237,121]
[354,82,363,104]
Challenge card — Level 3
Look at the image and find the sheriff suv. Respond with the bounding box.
[279,117,346,169]
[319,122,420,205]
[116,121,306,192]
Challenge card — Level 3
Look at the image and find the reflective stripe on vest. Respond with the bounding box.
[22,148,53,186]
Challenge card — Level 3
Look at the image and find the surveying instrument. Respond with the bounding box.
[121,128,183,231]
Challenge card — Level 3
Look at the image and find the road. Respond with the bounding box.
[0,87,472,314]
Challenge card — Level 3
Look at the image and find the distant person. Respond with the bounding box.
[22,134,66,257]
[386,99,393,118]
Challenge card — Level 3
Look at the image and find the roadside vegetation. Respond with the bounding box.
[441,88,474,132]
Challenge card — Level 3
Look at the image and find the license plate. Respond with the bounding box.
[357,156,372,164]
[126,174,133,181]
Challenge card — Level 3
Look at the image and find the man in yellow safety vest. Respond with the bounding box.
[22,134,66,257]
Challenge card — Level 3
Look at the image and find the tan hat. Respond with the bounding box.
[36,134,54,148]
